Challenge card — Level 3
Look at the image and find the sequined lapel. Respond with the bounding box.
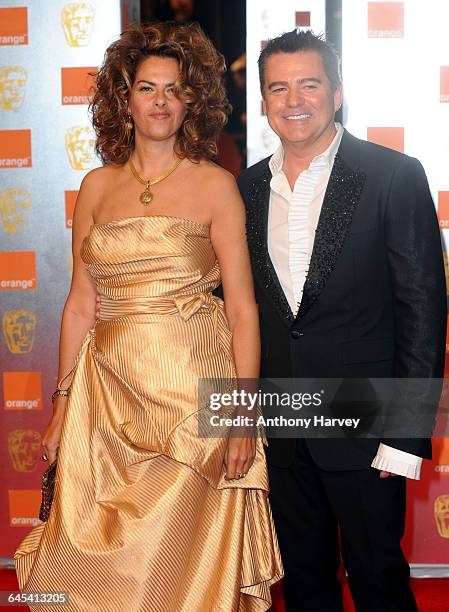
[297,153,366,320]
[246,168,294,325]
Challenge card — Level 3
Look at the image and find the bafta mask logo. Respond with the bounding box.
[65,125,95,170]
[8,429,41,472]
[435,495,449,538]
[2,309,36,354]
[0,188,31,234]
[0,66,27,111]
[61,3,95,47]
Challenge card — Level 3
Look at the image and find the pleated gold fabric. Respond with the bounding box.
[15,215,283,612]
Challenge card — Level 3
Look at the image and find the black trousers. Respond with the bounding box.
[268,439,417,612]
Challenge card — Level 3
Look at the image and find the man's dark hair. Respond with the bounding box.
[258,29,342,95]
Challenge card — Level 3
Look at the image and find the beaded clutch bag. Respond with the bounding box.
[39,460,57,522]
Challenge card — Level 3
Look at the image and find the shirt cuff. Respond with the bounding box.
[371,443,422,480]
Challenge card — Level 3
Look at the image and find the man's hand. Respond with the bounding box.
[379,470,398,478]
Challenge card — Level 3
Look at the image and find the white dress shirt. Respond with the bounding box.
[267,123,421,479]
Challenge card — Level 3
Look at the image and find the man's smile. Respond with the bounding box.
[284,113,312,120]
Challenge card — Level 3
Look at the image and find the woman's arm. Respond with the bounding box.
[210,170,260,480]
[42,171,100,464]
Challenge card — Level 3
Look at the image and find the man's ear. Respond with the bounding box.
[334,84,343,112]
[262,98,267,115]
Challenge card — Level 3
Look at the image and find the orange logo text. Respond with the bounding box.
[438,193,449,230]
[8,490,42,527]
[0,251,36,290]
[0,8,28,46]
[0,130,32,168]
[368,2,404,38]
[65,190,78,228]
[3,371,42,411]
[61,66,96,105]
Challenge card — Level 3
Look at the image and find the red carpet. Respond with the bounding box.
[270,576,449,612]
[1,569,449,611]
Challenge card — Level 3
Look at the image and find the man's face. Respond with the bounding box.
[262,50,342,153]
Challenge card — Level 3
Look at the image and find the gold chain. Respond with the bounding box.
[128,157,183,205]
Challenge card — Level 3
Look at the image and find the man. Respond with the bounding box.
[237,30,446,612]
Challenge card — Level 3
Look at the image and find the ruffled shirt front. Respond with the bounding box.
[268,123,344,315]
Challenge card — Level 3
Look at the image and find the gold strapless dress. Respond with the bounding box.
[14,216,283,612]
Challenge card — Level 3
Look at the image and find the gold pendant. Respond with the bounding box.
[140,187,153,205]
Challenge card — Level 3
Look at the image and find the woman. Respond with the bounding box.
[14,21,282,612]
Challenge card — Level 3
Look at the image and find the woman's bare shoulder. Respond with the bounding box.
[195,159,236,181]
[191,160,239,196]
[77,164,125,212]
[188,161,244,225]
[80,164,123,191]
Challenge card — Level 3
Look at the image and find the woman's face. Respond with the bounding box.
[128,55,186,144]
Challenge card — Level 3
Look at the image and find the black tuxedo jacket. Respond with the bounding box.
[237,130,447,469]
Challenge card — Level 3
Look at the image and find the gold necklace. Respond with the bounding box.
[128,157,182,205]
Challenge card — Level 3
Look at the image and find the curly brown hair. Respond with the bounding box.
[90,22,231,165]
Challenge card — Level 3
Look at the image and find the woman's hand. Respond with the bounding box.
[41,399,67,464]
[224,433,256,480]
